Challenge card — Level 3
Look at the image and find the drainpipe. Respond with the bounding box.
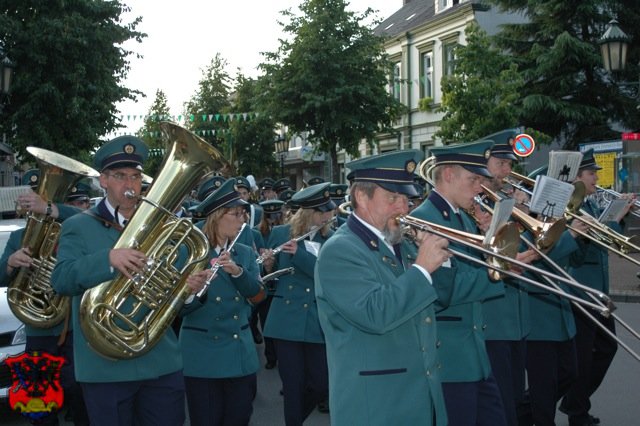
[405,31,413,151]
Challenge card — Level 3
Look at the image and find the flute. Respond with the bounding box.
[255,217,336,264]
[196,223,247,298]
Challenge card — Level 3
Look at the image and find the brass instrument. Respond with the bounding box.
[508,171,640,267]
[594,185,640,219]
[8,147,100,328]
[255,216,337,265]
[80,122,232,359]
[398,215,612,315]
[480,185,566,251]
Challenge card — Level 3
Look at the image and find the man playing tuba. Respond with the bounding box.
[51,136,209,426]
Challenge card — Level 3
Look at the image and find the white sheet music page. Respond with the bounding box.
[547,151,583,182]
[529,175,575,219]
[598,198,629,223]
[483,198,516,245]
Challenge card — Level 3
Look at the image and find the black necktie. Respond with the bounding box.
[392,243,403,263]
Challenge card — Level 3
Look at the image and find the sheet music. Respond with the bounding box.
[483,198,515,245]
[529,175,575,219]
[598,198,629,223]
[548,151,583,182]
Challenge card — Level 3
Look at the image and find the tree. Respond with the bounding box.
[0,0,145,160]
[258,0,404,182]
[436,23,526,144]
[228,74,279,179]
[137,89,171,178]
[489,0,640,149]
[184,53,232,172]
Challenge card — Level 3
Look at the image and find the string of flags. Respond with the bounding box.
[106,128,236,138]
[118,112,259,123]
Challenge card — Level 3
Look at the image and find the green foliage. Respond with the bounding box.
[436,23,526,144]
[489,0,640,148]
[184,53,232,171]
[137,90,171,178]
[0,0,145,161]
[418,97,434,112]
[228,74,279,179]
[258,0,403,181]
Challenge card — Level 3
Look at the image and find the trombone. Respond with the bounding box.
[398,215,612,315]
[477,190,640,362]
[507,171,640,268]
[594,185,640,219]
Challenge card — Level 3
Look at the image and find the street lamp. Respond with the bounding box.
[598,19,630,73]
[274,134,289,178]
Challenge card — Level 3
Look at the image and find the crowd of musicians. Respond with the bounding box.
[0,127,636,426]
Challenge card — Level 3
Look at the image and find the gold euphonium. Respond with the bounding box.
[79,122,232,359]
[8,147,100,328]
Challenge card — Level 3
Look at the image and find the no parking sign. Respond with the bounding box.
[512,134,535,157]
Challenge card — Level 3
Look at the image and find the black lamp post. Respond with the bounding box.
[274,134,288,178]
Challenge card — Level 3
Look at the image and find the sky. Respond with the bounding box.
[113,0,402,135]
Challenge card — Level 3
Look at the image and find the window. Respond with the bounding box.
[443,43,457,76]
[389,62,401,101]
[420,52,433,99]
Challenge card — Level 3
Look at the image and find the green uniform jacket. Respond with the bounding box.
[51,202,183,382]
[525,230,578,341]
[179,243,261,378]
[568,199,615,299]
[0,205,79,337]
[315,214,456,426]
[263,223,332,343]
[411,192,504,382]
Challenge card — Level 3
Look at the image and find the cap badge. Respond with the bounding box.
[124,143,136,154]
[484,149,491,159]
[323,190,330,198]
[30,175,38,183]
[406,160,417,174]
[215,180,222,187]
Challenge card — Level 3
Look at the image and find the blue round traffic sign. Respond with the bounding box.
[512,134,535,157]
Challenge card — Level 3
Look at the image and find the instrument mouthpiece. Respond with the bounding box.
[124,190,137,199]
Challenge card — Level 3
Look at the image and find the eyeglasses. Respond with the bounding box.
[386,193,408,205]
[107,172,143,182]
[225,211,246,219]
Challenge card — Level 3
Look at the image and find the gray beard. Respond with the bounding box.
[383,224,403,245]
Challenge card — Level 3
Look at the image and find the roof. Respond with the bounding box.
[374,1,484,39]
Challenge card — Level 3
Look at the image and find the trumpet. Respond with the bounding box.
[256,216,337,264]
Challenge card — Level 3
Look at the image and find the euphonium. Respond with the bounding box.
[79,122,232,359]
[8,147,100,328]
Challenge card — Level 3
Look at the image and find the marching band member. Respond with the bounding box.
[1,173,89,426]
[560,149,633,426]
[258,177,277,201]
[179,178,263,426]
[261,182,335,426]
[480,137,539,426]
[51,136,209,426]
[315,150,454,425]
[410,141,508,426]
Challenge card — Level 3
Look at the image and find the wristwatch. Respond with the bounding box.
[45,201,52,217]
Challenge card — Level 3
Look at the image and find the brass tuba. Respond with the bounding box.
[79,122,232,359]
[8,147,100,328]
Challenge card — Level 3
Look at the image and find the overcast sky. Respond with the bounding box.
[113,0,401,135]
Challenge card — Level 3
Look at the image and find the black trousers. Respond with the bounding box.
[486,339,527,426]
[441,374,508,426]
[522,339,577,426]
[251,295,277,363]
[185,374,257,426]
[561,307,617,422]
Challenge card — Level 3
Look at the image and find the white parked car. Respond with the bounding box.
[0,218,27,401]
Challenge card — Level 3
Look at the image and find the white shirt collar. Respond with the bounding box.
[104,198,129,227]
[352,212,395,253]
